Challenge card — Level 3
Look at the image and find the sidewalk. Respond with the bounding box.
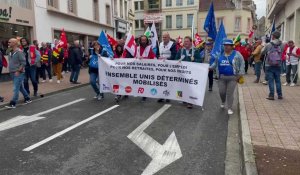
[0,68,90,104]
[241,68,300,175]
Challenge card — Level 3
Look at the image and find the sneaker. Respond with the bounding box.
[97,95,104,101]
[281,73,286,77]
[25,99,32,104]
[290,83,296,87]
[262,81,268,85]
[41,80,46,83]
[228,109,234,115]
[283,82,289,86]
[266,96,275,100]
[157,99,164,103]
[115,95,121,102]
[220,104,225,109]
[187,104,193,109]
[141,97,147,102]
[208,87,213,91]
[49,79,53,83]
[5,104,16,109]
[33,92,38,97]
[278,96,283,100]
[57,80,61,84]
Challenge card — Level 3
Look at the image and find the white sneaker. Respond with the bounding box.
[290,83,296,87]
[41,80,46,83]
[49,79,53,83]
[283,82,289,86]
[228,109,234,115]
[262,81,268,85]
[281,73,286,77]
[220,104,225,109]
[57,80,61,84]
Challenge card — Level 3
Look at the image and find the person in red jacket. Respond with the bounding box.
[135,35,156,59]
[281,42,289,76]
[235,41,250,74]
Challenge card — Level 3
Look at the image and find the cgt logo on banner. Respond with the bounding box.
[99,57,209,106]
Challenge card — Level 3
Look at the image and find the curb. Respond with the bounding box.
[238,85,258,175]
[0,83,89,108]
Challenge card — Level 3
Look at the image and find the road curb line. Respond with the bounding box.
[0,83,89,108]
[238,85,258,175]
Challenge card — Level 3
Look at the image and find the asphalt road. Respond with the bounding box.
[0,85,236,175]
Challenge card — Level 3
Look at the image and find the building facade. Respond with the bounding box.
[198,0,256,40]
[113,0,135,39]
[0,0,35,53]
[133,0,162,39]
[34,0,114,49]
[161,0,199,39]
[266,0,300,45]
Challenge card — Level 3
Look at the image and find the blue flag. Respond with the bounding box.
[204,2,217,40]
[98,31,114,58]
[271,16,276,34]
[211,21,227,60]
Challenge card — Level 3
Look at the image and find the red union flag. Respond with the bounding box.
[57,28,68,49]
[107,34,118,47]
[194,33,204,48]
[124,33,136,56]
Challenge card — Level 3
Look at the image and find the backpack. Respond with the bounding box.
[267,43,282,66]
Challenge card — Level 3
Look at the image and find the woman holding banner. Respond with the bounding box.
[211,39,245,115]
[175,36,203,109]
[88,41,108,100]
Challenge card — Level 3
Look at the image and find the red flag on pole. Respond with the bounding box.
[176,36,183,51]
[57,28,68,49]
[107,34,118,47]
[2,55,7,68]
[194,33,204,48]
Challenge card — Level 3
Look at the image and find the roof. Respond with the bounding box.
[199,0,236,11]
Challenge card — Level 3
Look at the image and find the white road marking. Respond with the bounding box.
[23,105,119,152]
[127,104,182,175]
[0,98,86,132]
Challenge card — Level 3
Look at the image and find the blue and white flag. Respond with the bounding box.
[98,31,114,58]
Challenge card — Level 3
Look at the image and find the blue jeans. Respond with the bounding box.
[255,62,262,81]
[281,61,286,74]
[90,72,100,95]
[11,73,30,105]
[267,67,282,97]
[70,64,81,82]
[24,65,38,94]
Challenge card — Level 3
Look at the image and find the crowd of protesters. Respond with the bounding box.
[1,30,299,114]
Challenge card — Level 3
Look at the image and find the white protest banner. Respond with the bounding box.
[99,57,209,106]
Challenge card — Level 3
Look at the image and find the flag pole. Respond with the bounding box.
[191,15,195,61]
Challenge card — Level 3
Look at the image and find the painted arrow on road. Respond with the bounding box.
[127,104,182,175]
[0,98,85,132]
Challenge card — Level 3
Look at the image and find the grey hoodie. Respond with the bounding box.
[8,50,26,73]
[261,39,284,67]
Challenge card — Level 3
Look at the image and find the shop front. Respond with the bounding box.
[0,3,35,75]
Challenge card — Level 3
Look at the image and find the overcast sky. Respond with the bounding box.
[253,0,266,18]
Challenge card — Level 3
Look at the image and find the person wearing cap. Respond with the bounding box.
[261,31,285,100]
[200,40,214,91]
[210,39,245,115]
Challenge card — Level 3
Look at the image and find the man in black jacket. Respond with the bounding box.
[69,40,83,84]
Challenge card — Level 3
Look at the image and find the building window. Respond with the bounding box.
[106,5,111,25]
[148,0,159,9]
[120,0,123,18]
[2,0,32,9]
[48,0,58,8]
[141,20,145,28]
[68,0,77,14]
[135,20,140,29]
[134,1,139,10]
[166,0,172,7]
[93,0,99,21]
[140,1,144,10]
[125,1,128,20]
[235,17,241,31]
[176,15,183,28]
[187,14,193,27]
[217,17,224,28]
[166,15,172,29]
[176,0,183,6]
[187,0,194,5]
